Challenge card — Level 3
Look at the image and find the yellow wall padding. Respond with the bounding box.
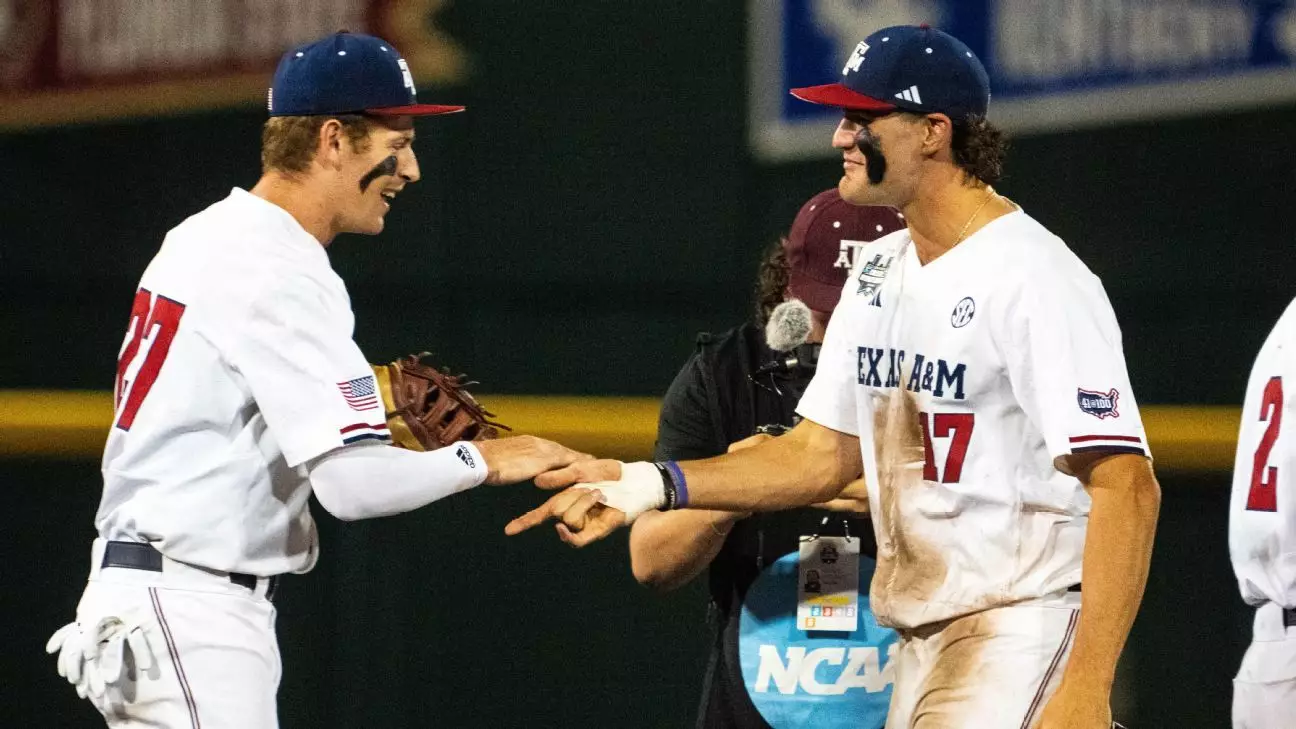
[0,390,1239,472]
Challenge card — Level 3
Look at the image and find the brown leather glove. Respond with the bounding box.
[370,354,509,450]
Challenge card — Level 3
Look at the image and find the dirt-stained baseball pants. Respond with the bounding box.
[885,590,1081,729]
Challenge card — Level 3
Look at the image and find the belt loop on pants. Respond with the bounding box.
[100,540,279,601]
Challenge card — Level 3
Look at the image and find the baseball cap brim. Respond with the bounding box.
[366,104,466,116]
[790,83,896,113]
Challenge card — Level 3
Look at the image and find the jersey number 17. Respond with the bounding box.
[920,412,974,483]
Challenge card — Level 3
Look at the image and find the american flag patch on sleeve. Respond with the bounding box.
[337,375,379,411]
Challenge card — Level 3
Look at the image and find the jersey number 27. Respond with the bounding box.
[1248,376,1283,512]
[114,288,187,431]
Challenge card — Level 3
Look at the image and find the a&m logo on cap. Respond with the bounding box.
[842,41,870,75]
[835,239,869,271]
[397,58,416,93]
[1077,388,1121,419]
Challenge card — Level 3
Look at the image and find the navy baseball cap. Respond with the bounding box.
[268,32,464,117]
[791,25,989,121]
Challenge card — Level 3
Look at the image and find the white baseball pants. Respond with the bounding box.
[63,539,281,728]
[1233,602,1296,729]
[885,591,1081,729]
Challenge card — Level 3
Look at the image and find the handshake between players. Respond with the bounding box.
[507,418,864,546]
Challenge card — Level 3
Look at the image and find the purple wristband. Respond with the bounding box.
[662,461,689,509]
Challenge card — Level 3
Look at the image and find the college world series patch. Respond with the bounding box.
[856,253,895,307]
[1077,388,1120,419]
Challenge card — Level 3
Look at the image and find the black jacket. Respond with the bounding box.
[654,322,876,729]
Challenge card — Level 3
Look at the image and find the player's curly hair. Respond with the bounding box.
[261,115,374,174]
[754,237,791,327]
[950,114,1007,185]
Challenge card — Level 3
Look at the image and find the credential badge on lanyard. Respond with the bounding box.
[797,527,861,633]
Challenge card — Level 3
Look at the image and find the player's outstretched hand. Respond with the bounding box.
[506,461,668,546]
[503,487,627,547]
[473,435,592,486]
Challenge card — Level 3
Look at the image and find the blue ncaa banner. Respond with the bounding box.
[737,552,896,728]
[749,0,1296,160]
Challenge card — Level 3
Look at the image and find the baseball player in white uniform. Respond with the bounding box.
[1230,298,1296,728]
[45,32,586,728]
[506,26,1161,729]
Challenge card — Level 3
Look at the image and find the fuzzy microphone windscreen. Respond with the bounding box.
[765,299,813,353]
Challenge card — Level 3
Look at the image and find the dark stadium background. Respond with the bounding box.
[3,1,1288,726]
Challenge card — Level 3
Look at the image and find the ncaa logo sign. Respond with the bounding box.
[950,297,975,328]
[738,552,895,728]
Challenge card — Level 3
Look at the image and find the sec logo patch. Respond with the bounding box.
[951,297,975,328]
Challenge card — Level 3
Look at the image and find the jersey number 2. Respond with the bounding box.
[114,288,186,431]
[920,412,975,483]
[1247,376,1283,512]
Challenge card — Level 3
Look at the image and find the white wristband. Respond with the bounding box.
[584,461,667,525]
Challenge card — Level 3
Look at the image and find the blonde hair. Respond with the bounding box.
[260,114,373,174]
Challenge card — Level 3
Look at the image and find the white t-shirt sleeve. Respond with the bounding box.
[230,275,389,467]
[797,292,861,435]
[1003,265,1149,472]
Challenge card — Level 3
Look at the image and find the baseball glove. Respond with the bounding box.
[370,353,509,451]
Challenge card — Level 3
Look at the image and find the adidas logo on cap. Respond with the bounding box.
[895,85,922,104]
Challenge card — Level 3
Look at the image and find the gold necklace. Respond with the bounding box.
[953,187,996,246]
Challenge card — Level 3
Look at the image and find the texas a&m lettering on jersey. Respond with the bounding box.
[856,346,966,401]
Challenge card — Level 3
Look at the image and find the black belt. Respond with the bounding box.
[102,541,278,600]
[1068,583,1082,593]
[1285,607,1296,629]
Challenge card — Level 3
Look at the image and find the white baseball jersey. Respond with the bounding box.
[798,209,1149,630]
[1230,297,1296,609]
[96,188,391,577]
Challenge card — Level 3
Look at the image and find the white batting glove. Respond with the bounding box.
[584,461,668,524]
[46,616,156,699]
